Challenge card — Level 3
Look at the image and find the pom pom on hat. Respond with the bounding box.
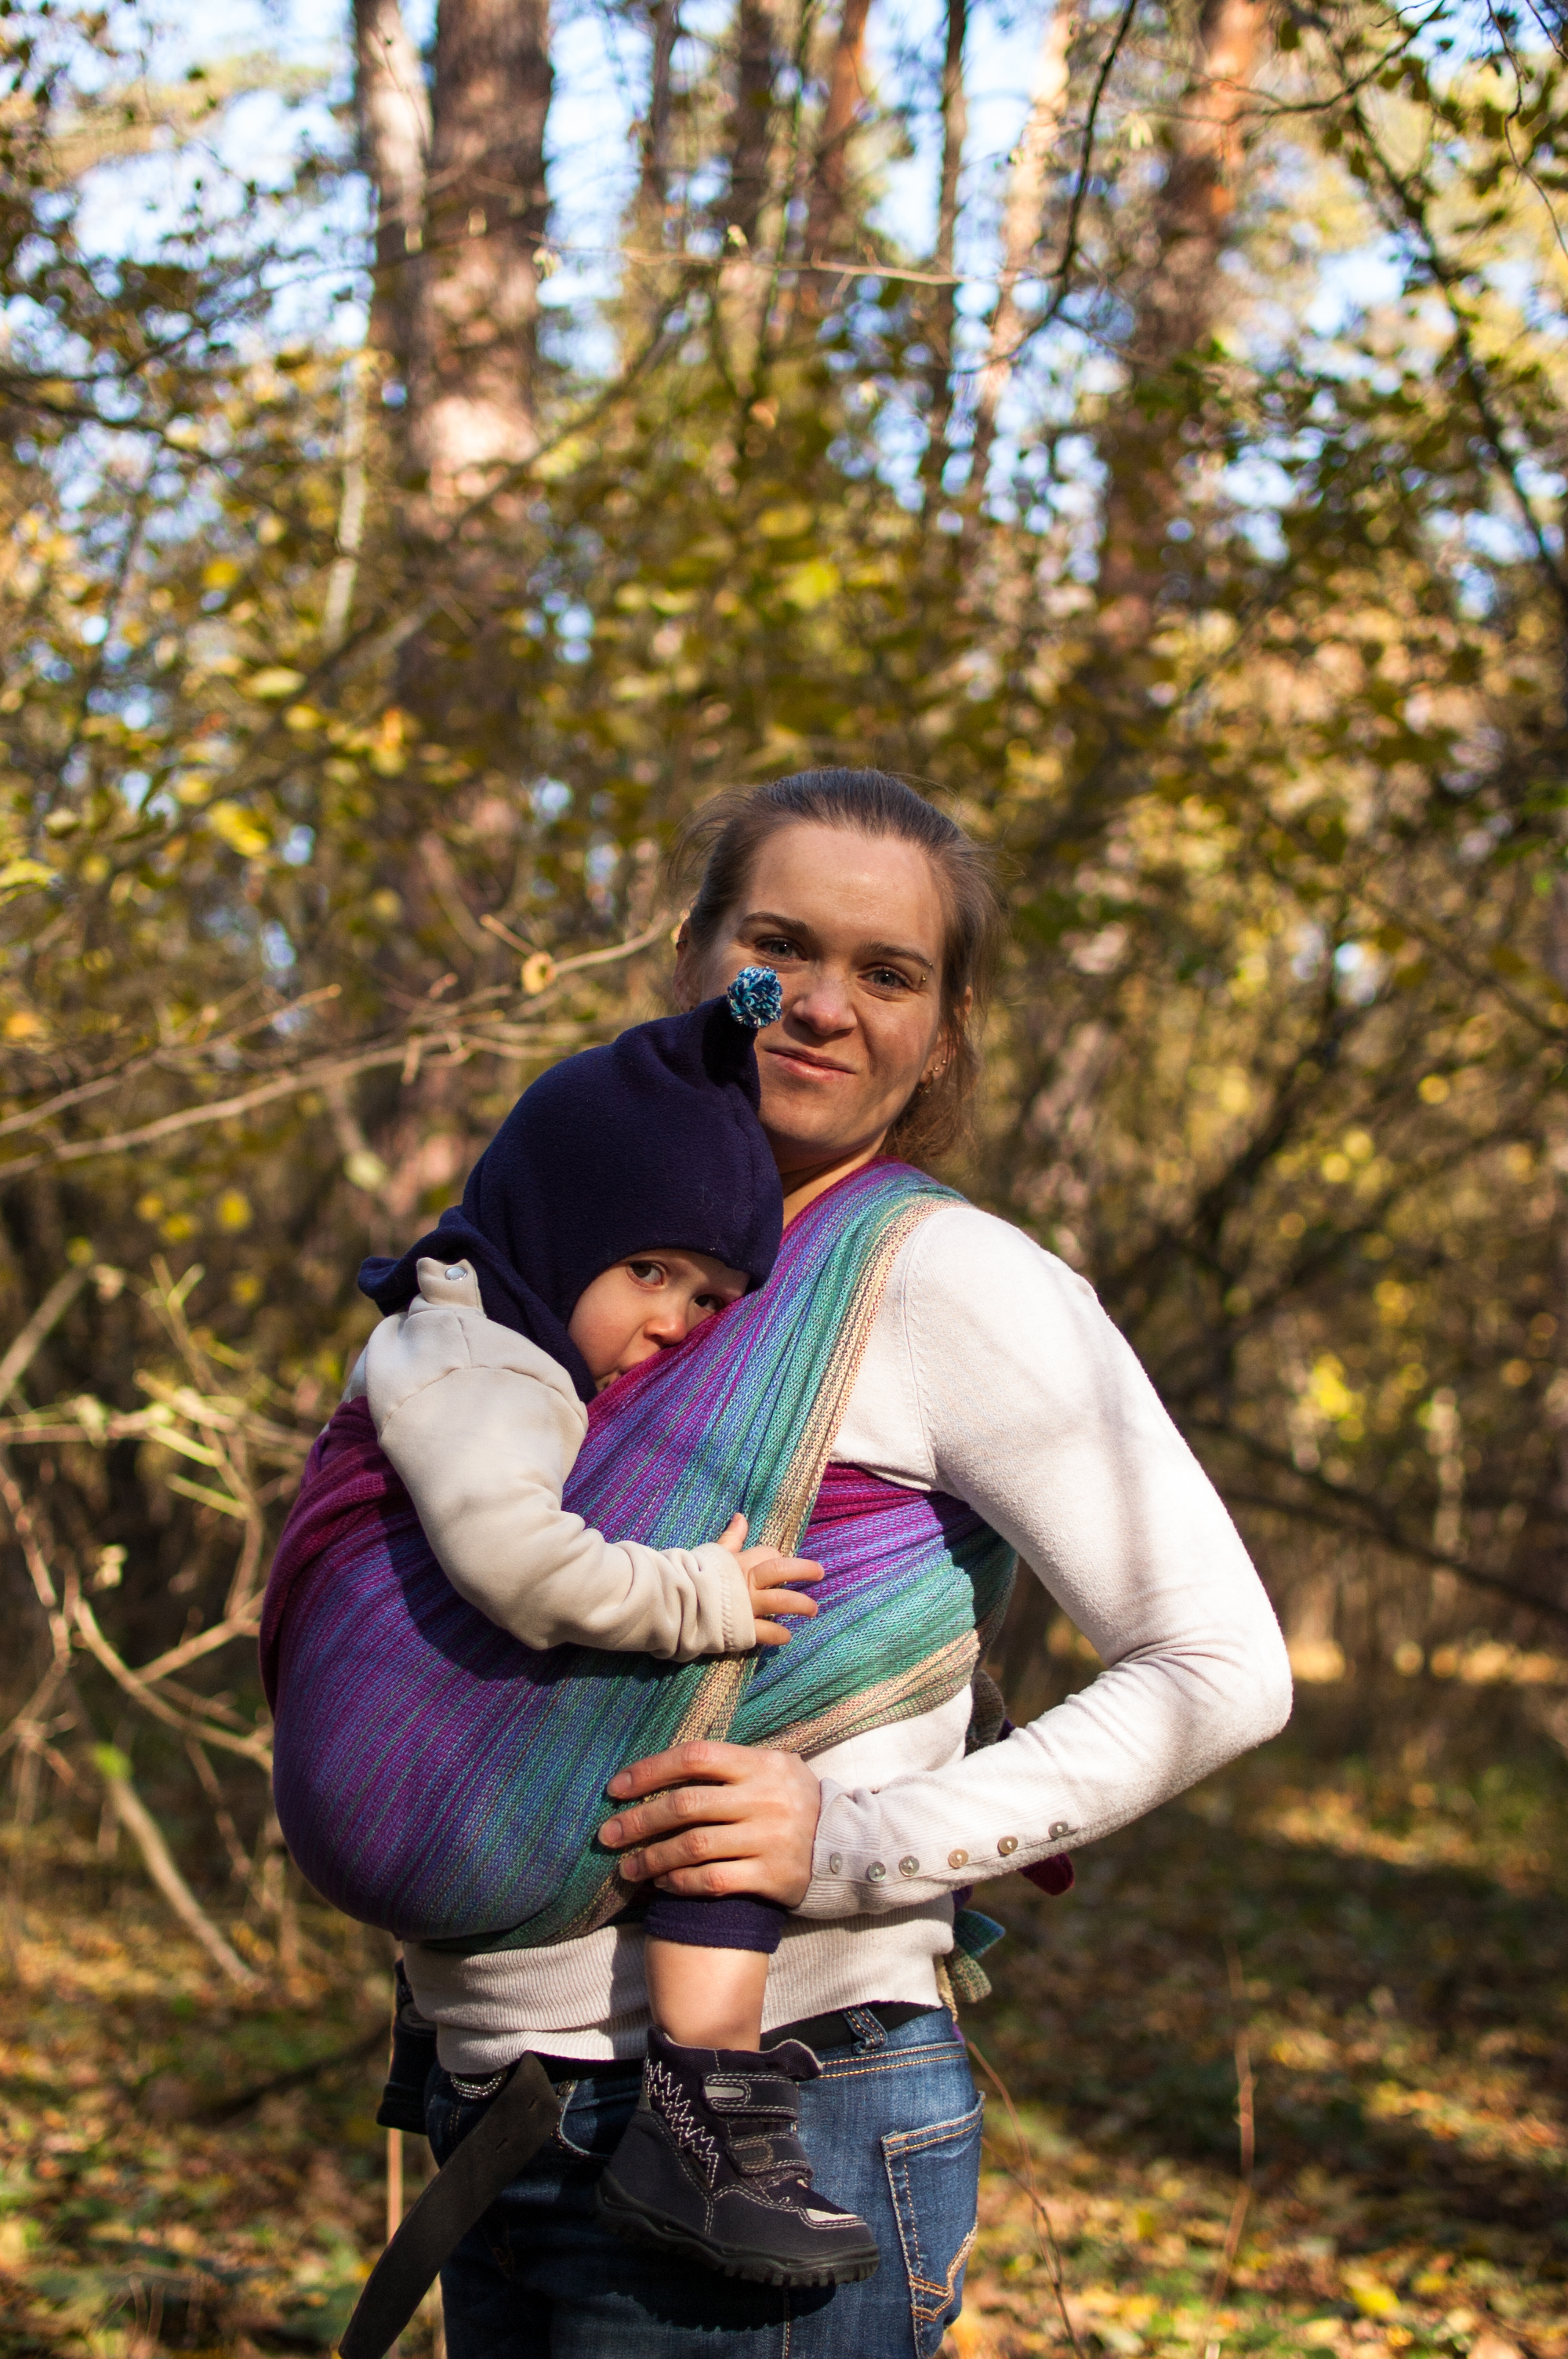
[727,965,783,1030]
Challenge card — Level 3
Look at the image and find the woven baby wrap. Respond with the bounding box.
[260,1161,1017,1952]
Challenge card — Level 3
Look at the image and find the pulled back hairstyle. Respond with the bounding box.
[675,769,1005,1165]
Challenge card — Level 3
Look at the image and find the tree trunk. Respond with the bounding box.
[406,0,554,513]
[803,0,873,271]
[1097,0,1270,643]
[727,0,779,245]
[354,0,431,380]
[920,0,967,503]
[967,0,1077,507]
[637,0,681,231]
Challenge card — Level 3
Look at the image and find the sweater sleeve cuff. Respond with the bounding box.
[793,1774,1082,1917]
[689,1543,756,1655]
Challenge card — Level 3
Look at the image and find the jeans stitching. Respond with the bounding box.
[814,2045,967,2084]
[882,2099,985,2159]
[551,2080,593,2157]
[880,2097,983,2355]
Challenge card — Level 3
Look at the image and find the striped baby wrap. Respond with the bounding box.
[260,1161,1017,1953]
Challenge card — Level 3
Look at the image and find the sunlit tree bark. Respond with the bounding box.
[1097,0,1272,642]
[406,0,554,511]
[921,0,968,500]
[966,0,1078,509]
[353,0,431,383]
[803,0,873,272]
[637,0,681,232]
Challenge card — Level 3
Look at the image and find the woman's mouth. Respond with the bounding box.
[765,1046,854,1081]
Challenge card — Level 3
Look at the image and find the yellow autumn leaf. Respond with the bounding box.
[244,666,307,700]
[203,801,271,858]
[0,859,56,897]
[757,502,812,538]
[779,558,840,610]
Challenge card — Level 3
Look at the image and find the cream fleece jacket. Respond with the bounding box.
[344,1256,756,1660]
[402,1204,1294,2070]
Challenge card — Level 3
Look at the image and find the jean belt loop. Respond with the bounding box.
[843,2005,887,2052]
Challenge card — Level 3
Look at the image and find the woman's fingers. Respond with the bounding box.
[600,1779,750,1850]
[649,1859,775,1898]
[600,1745,822,1906]
[605,1739,751,1801]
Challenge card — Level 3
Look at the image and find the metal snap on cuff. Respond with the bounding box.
[898,1856,920,1877]
[827,1852,843,1874]
[997,1835,1019,1856]
[866,1861,887,1883]
[445,1266,465,1281]
[1049,1820,1071,1840]
[948,1848,968,1869]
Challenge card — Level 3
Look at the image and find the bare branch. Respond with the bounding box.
[98,1754,261,1991]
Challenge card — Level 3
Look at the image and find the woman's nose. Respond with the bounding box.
[788,967,855,1035]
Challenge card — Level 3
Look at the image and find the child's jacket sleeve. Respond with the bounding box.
[344,1258,756,1660]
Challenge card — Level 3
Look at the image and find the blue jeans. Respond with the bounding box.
[426,2007,982,2358]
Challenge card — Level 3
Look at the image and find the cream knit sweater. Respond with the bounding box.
[401,1204,1294,2069]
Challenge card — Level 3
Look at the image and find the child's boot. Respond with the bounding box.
[597,2026,880,2286]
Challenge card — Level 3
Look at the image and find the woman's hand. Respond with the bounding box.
[598,1740,822,1906]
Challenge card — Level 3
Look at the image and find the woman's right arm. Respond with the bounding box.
[795,1206,1294,1914]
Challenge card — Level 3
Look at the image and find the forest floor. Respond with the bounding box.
[1,1712,1566,2359]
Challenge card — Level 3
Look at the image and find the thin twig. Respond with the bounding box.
[967,2034,1085,2359]
[185,1739,252,1884]
[1198,1942,1257,2359]
[195,2023,386,2121]
[72,1595,272,1767]
[0,1266,93,1407]
[97,1754,260,1992]
[0,925,662,1183]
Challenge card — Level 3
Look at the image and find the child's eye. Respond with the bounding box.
[626,1260,666,1286]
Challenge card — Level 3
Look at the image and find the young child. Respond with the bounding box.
[348,970,880,2289]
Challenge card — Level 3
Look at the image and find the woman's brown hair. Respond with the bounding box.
[674,769,1005,1165]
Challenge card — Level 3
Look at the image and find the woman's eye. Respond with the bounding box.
[753,937,800,961]
[865,966,916,993]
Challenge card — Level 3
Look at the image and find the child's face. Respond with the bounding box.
[567,1251,748,1390]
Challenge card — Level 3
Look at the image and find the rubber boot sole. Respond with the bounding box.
[597,2172,880,2288]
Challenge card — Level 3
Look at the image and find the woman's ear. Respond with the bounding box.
[671,920,702,1011]
[922,985,971,1085]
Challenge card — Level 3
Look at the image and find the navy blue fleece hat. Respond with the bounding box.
[358,966,786,1402]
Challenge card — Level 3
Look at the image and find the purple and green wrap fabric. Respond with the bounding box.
[260,1161,1018,1954]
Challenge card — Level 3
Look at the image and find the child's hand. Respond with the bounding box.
[715,1512,822,1647]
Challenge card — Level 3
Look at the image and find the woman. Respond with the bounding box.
[410,769,1293,2357]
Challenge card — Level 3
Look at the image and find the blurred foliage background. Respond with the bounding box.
[2,0,1568,2342]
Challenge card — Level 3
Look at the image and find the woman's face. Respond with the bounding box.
[677,823,950,1180]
